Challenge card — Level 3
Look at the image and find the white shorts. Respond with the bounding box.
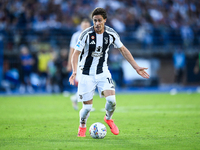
[77,70,115,102]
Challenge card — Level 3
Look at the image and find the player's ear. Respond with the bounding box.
[104,19,107,23]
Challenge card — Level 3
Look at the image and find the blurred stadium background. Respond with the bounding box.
[0,0,200,95]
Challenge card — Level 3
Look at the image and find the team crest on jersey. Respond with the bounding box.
[92,46,103,57]
[91,36,95,39]
[104,37,108,44]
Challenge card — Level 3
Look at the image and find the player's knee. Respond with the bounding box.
[106,95,116,109]
[106,95,116,105]
[79,104,93,124]
[80,104,93,116]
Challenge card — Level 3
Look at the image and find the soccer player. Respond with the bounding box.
[67,19,91,110]
[69,7,150,137]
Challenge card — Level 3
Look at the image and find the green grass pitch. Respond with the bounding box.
[0,93,200,150]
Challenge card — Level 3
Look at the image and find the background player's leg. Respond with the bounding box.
[70,92,78,110]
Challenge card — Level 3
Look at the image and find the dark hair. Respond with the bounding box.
[91,7,107,19]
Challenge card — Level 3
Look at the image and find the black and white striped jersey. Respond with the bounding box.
[75,25,123,76]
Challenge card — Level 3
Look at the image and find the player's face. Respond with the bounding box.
[93,15,106,34]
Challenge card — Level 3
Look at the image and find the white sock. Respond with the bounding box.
[79,104,93,128]
[105,95,116,120]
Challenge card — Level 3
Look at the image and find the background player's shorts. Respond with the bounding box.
[77,70,115,102]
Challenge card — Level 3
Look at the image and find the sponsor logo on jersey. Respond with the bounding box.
[92,46,103,57]
[90,40,96,44]
[91,36,95,39]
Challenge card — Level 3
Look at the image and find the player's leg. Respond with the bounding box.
[77,74,96,137]
[78,99,93,137]
[78,92,94,137]
[97,70,119,135]
[104,90,116,120]
[70,92,78,110]
[103,90,119,135]
[79,99,93,128]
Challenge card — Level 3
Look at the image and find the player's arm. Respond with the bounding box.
[67,32,77,72]
[69,31,87,85]
[69,50,81,85]
[67,47,75,72]
[118,45,150,79]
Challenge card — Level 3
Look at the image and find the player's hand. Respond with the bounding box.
[69,72,77,85]
[136,67,150,79]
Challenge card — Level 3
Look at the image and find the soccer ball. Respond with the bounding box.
[89,122,107,139]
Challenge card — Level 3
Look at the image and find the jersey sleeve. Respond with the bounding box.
[74,32,87,52]
[111,29,123,48]
[70,33,78,49]
[113,35,123,48]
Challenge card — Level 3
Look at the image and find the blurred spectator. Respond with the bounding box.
[173,47,186,85]
[0,0,199,51]
[1,0,200,93]
[19,45,35,93]
[135,21,153,48]
[110,15,126,33]
[180,22,194,47]
[37,44,52,91]
[55,48,70,93]
[47,50,58,93]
